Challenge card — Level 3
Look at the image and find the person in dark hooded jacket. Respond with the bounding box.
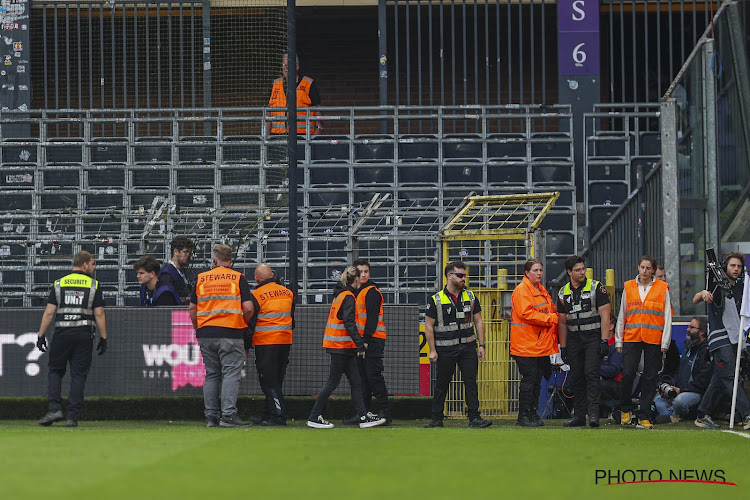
[306,266,387,429]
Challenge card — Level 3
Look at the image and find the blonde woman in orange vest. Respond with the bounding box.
[614,255,672,430]
[307,266,387,429]
[248,264,294,426]
[510,259,558,427]
[265,53,321,137]
[188,244,254,428]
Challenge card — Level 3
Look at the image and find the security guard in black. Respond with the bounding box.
[36,252,107,426]
[556,275,610,427]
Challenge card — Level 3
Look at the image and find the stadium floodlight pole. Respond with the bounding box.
[287,0,299,302]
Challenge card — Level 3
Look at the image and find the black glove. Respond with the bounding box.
[96,337,108,356]
[600,339,609,358]
[560,347,569,365]
[37,335,47,352]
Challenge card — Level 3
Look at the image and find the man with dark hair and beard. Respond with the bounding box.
[653,316,713,422]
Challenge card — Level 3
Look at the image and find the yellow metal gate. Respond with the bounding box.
[437,193,559,418]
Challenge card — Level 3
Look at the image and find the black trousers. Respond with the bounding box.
[254,344,291,421]
[620,341,662,417]
[514,356,548,417]
[309,352,366,419]
[431,347,480,420]
[697,344,750,418]
[47,331,94,419]
[568,331,602,417]
[356,338,390,416]
[600,379,623,416]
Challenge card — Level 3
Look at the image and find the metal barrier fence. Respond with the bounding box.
[0,105,576,308]
[386,0,737,107]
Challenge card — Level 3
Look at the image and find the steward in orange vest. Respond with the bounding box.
[614,256,672,428]
[307,266,386,429]
[189,244,254,428]
[248,264,295,426]
[509,260,558,428]
[266,55,321,136]
[349,259,390,423]
[510,276,558,358]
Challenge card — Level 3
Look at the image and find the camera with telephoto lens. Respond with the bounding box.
[658,382,677,399]
[705,248,733,299]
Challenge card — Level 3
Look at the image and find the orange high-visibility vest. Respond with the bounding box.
[355,285,387,340]
[268,76,317,135]
[195,267,247,330]
[251,282,294,346]
[323,290,356,349]
[623,279,669,345]
[510,277,558,357]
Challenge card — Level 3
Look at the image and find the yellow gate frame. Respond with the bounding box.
[437,192,559,418]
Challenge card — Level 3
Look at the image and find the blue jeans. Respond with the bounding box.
[198,337,246,419]
[653,392,702,417]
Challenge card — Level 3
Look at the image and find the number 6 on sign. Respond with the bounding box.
[573,43,587,66]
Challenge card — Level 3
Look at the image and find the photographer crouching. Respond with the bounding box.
[653,316,713,422]
[692,252,750,430]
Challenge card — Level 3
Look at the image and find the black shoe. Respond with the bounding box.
[219,414,251,428]
[65,420,78,428]
[468,417,493,428]
[532,412,544,426]
[653,414,673,425]
[260,418,287,427]
[206,417,220,428]
[564,416,586,428]
[342,414,361,425]
[378,411,393,426]
[423,419,444,428]
[38,410,64,426]
[589,416,600,428]
[249,416,266,425]
[516,413,539,427]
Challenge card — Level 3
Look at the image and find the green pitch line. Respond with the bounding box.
[2,420,748,499]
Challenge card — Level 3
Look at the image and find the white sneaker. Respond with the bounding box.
[307,415,334,429]
[359,411,387,428]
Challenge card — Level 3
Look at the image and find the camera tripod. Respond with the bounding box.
[541,364,573,419]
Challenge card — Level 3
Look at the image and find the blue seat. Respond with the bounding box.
[175,192,214,208]
[178,136,217,164]
[355,135,394,161]
[309,163,349,186]
[44,170,80,188]
[46,141,83,164]
[223,136,261,164]
[589,182,628,206]
[531,132,571,159]
[398,135,438,162]
[539,212,575,231]
[221,167,260,186]
[592,132,633,158]
[1,140,38,164]
[546,232,575,256]
[589,206,618,235]
[532,163,573,184]
[90,138,128,163]
[443,160,483,184]
[443,134,482,160]
[487,161,527,185]
[177,168,214,187]
[353,160,394,185]
[89,167,125,187]
[487,133,526,160]
[311,136,350,162]
[640,132,661,156]
[398,163,438,185]
[133,168,170,188]
[587,160,627,181]
[308,191,349,207]
[134,137,172,163]
[0,193,32,210]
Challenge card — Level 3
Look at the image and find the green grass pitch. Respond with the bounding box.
[2,418,748,499]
